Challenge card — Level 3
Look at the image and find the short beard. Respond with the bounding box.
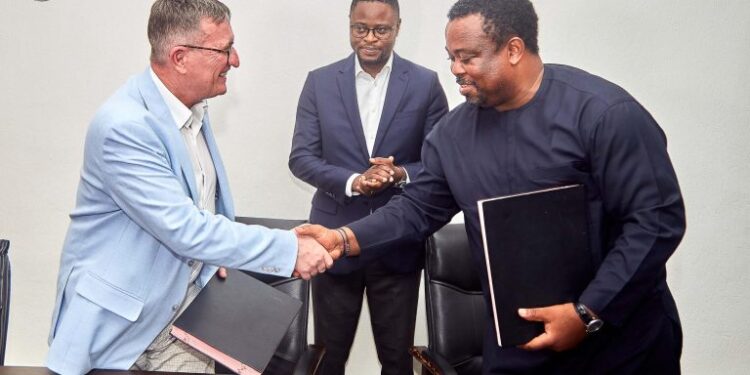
[358,51,388,72]
[464,91,489,107]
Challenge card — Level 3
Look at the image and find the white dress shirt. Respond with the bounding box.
[137,69,217,372]
[345,54,396,197]
[149,70,217,214]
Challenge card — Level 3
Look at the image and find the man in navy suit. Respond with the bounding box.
[288,1,448,373]
[298,0,685,373]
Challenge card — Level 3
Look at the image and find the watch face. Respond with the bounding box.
[586,319,604,333]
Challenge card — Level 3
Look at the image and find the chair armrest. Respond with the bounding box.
[292,344,326,375]
[410,346,457,375]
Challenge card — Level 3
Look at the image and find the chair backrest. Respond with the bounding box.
[234,217,309,372]
[0,240,10,366]
[424,224,484,375]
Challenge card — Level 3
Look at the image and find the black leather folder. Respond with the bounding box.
[172,269,302,374]
[478,184,594,347]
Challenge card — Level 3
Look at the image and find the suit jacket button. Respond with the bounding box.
[188,260,195,267]
[172,304,179,311]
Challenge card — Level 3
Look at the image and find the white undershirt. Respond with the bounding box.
[149,69,216,213]
[139,70,217,372]
[345,54,396,197]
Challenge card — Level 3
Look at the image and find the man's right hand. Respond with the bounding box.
[295,224,344,259]
[352,156,403,196]
[293,230,334,280]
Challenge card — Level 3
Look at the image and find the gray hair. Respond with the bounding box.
[148,0,231,64]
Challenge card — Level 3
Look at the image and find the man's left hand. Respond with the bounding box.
[369,156,406,183]
[217,267,228,279]
[517,302,586,352]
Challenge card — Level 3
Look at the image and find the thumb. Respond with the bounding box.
[324,252,334,268]
[518,307,547,322]
[329,248,343,261]
[294,224,318,236]
[217,267,228,279]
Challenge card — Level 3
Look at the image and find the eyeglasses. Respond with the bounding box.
[350,24,395,39]
[179,44,232,64]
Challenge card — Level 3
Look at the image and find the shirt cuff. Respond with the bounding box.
[345,173,360,197]
[395,167,409,188]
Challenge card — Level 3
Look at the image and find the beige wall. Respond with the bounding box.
[1,0,748,373]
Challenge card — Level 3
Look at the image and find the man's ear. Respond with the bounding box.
[507,37,526,65]
[169,46,189,74]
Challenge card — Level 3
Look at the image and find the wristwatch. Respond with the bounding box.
[575,303,604,334]
[394,166,407,188]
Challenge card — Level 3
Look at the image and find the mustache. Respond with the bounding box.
[456,77,474,86]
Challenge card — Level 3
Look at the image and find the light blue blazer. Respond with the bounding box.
[46,70,297,374]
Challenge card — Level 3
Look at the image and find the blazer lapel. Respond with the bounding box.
[200,115,235,219]
[136,69,200,204]
[337,55,370,160]
[372,54,408,156]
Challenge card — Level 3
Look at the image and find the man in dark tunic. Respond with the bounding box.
[299,0,685,373]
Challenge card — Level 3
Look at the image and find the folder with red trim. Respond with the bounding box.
[171,269,302,375]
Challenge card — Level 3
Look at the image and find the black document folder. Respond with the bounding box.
[478,184,593,347]
[171,268,302,375]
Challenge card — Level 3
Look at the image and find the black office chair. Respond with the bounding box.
[410,224,485,375]
[0,240,10,365]
[231,217,324,375]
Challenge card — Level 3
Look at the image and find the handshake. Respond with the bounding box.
[290,156,404,279]
[291,224,359,279]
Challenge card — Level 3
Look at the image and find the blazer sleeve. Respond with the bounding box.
[289,72,357,205]
[98,120,297,276]
[401,71,449,178]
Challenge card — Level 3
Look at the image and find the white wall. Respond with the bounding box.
[0,0,748,373]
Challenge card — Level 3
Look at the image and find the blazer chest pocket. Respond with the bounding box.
[75,272,145,322]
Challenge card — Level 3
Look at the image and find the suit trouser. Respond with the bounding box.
[312,259,421,375]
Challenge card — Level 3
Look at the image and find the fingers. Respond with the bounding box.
[519,332,553,351]
[517,303,586,352]
[315,252,333,274]
[363,166,394,183]
[369,156,395,166]
[517,308,553,350]
[329,248,343,261]
[518,307,545,322]
[217,267,228,279]
[355,158,401,196]
[324,251,334,268]
[294,234,336,280]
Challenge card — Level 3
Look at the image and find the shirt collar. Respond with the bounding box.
[149,68,207,131]
[354,53,394,79]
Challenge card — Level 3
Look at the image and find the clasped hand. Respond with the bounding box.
[352,156,406,196]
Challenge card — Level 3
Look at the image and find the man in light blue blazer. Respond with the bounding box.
[46,1,333,374]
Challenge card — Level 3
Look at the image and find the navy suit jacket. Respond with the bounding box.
[289,53,448,274]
